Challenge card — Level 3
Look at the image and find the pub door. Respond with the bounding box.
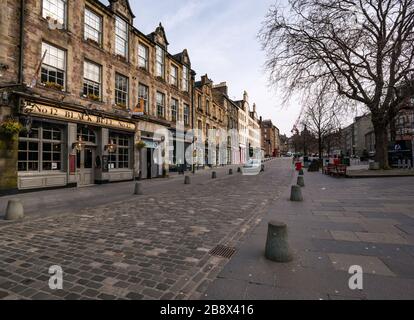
[77,147,95,186]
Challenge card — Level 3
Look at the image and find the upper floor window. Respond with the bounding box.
[84,8,102,45]
[171,98,178,122]
[115,16,128,58]
[198,95,202,110]
[184,104,190,126]
[42,0,67,27]
[156,92,165,118]
[170,65,178,87]
[138,43,149,70]
[138,83,149,114]
[155,46,165,78]
[41,42,66,90]
[182,65,189,92]
[115,73,129,108]
[206,100,210,115]
[83,61,101,100]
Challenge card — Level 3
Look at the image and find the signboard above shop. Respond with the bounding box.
[22,101,136,132]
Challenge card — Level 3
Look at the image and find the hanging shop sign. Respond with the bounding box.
[22,101,136,131]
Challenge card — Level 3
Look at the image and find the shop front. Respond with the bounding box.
[17,100,136,191]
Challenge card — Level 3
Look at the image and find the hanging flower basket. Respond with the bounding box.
[0,119,23,139]
[135,141,147,150]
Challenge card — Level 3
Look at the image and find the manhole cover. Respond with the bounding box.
[209,245,236,259]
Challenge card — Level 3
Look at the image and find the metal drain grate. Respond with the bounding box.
[209,245,236,259]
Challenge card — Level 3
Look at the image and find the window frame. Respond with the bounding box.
[115,16,129,58]
[184,104,190,126]
[138,83,149,114]
[42,0,67,28]
[115,73,129,108]
[182,65,189,92]
[155,45,165,78]
[171,98,179,122]
[138,43,149,70]
[18,121,64,172]
[170,64,178,87]
[108,132,131,170]
[156,91,166,119]
[40,41,67,90]
[83,60,102,100]
[84,7,103,46]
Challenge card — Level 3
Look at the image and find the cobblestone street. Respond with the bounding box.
[0,159,293,300]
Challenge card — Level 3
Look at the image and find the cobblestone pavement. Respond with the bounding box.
[0,158,293,300]
[204,172,414,300]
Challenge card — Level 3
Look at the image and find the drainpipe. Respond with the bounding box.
[18,0,25,85]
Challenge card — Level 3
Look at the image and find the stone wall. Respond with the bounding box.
[0,105,18,193]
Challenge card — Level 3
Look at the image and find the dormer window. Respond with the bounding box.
[115,16,128,58]
[42,0,67,27]
[156,46,165,78]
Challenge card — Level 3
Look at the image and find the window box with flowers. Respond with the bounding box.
[86,94,101,102]
[86,38,101,48]
[43,82,64,92]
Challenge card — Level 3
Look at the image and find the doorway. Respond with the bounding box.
[77,147,95,186]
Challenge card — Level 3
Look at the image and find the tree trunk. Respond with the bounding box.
[318,132,323,160]
[373,124,390,169]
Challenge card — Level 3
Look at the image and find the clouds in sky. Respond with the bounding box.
[104,0,301,135]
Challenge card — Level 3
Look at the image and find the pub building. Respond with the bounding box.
[0,0,195,194]
[17,99,136,190]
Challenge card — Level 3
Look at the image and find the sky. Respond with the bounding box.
[103,0,301,135]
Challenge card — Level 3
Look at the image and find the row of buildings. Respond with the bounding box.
[0,0,280,194]
[341,109,414,166]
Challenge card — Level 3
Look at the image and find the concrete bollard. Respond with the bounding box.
[290,185,303,201]
[4,199,24,221]
[265,221,292,262]
[299,169,304,176]
[184,175,191,184]
[297,176,305,187]
[134,182,143,195]
[212,171,217,179]
[237,167,241,173]
[229,169,233,175]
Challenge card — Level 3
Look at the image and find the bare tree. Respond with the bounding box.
[303,84,342,159]
[259,0,414,168]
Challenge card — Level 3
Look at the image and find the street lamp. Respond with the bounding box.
[72,136,85,151]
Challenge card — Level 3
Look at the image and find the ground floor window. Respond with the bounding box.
[108,132,131,169]
[18,121,64,172]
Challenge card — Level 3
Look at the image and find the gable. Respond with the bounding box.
[109,0,135,21]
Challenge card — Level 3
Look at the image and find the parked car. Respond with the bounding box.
[241,159,264,175]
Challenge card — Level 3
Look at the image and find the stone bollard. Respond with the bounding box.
[4,199,24,221]
[265,221,292,262]
[299,169,304,176]
[290,185,303,201]
[184,175,191,184]
[237,167,241,173]
[134,182,143,195]
[212,171,217,179]
[229,169,233,175]
[297,176,305,187]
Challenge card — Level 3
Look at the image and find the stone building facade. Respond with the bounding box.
[194,75,228,167]
[260,119,280,157]
[0,0,194,194]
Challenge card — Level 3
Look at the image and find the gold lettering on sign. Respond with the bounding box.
[22,101,135,131]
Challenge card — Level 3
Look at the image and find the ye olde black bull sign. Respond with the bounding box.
[22,101,136,131]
